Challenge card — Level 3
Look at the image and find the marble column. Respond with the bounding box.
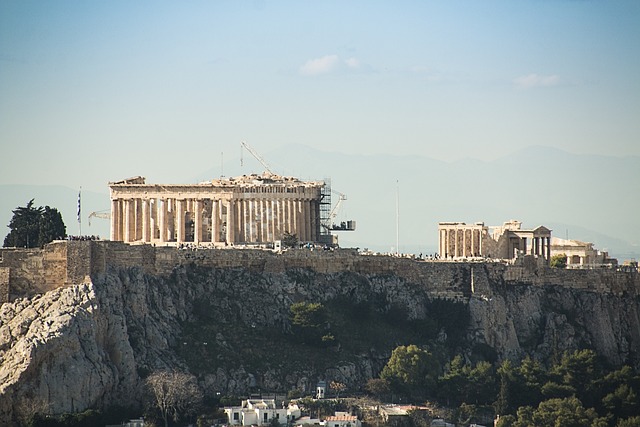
[471,229,475,257]
[175,199,185,243]
[235,199,242,242]
[462,229,467,257]
[453,229,459,258]
[546,237,551,260]
[194,199,203,244]
[248,199,253,242]
[141,199,150,242]
[258,199,263,242]
[134,199,142,241]
[304,200,311,243]
[243,199,249,242]
[296,200,303,241]
[211,200,218,243]
[110,199,118,241]
[309,200,316,242]
[285,199,291,234]
[158,199,167,243]
[123,199,132,242]
[226,200,235,243]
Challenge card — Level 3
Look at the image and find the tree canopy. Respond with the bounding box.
[281,231,298,248]
[3,199,66,248]
[380,344,439,397]
[550,253,568,269]
[289,301,329,345]
[145,371,202,427]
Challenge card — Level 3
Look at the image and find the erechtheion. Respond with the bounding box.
[438,220,552,260]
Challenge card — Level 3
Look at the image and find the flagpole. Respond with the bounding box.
[77,187,82,236]
[396,179,399,255]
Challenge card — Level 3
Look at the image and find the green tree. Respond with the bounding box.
[467,360,497,405]
[512,406,535,427]
[550,349,601,406]
[495,414,517,427]
[617,416,640,427]
[365,378,390,399]
[3,200,66,248]
[603,384,639,421]
[550,253,567,268]
[439,356,496,406]
[531,397,607,427]
[439,355,468,405]
[596,365,640,422]
[4,199,43,248]
[517,356,546,406]
[39,206,66,246]
[282,231,298,248]
[289,302,327,345]
[495,360,515,415]
[381,344,438,398]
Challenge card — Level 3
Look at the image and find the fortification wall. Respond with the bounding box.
[0,247,47,299]
[1,241,638,302]
[0,268,9,304]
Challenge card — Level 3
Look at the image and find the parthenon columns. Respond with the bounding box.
[194,199,203,244]
[110,194,319,245]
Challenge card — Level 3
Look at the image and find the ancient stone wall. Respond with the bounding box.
[0,268,9,304]
[1,241,639,303]
[0,247,46,299]
[43,242,68,291]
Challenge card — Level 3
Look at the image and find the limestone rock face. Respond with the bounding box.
[468,283,640,365]
[0,260,639,423]
[0,281,138,421]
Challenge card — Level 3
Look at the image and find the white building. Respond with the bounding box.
[550,237,617,267]
[316,381,327,399]
[225,399,301,426]
[295,416,322,427]
[322,412,361,427]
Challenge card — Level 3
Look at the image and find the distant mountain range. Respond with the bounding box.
[2,145,638,260]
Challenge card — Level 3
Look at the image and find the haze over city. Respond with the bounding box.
[1,1,639,257]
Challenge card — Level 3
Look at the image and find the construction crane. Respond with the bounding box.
[327,192,346,228]
[88,210,111,226]
[240,141,274,175]
[322,191,356,232]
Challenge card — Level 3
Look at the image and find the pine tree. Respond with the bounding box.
[3,200,66,248]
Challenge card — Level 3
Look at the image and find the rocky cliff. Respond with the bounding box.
[1,247,639,423]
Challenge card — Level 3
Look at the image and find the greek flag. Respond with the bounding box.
[77,190,81,222]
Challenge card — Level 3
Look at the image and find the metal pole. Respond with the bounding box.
[396,180,399,255]
[78,187,82,236]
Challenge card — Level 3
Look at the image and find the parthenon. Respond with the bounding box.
[108,174,325,245]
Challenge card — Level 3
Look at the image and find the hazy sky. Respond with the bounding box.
[1,1,639,193]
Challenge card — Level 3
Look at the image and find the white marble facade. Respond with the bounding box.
[109,174,323,245]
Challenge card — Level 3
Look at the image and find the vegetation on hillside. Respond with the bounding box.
[369,347,640,427]
[18,348,639,427]
[12,265,639,427]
